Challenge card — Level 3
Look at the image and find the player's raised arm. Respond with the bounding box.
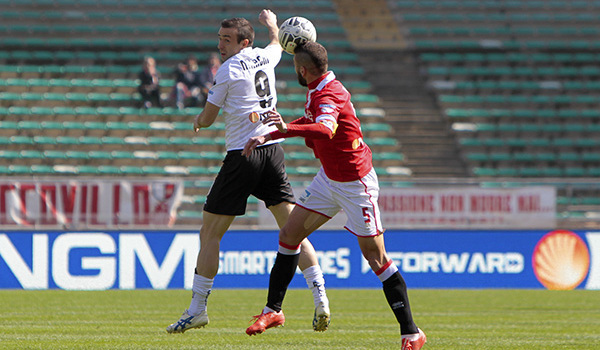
[259,9,281,49]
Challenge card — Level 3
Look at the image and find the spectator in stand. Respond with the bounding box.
[138,56,162,108]
[173,55,203,109]
[198,53,221,107]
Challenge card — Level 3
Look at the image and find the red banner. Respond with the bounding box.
[0,180,183,229]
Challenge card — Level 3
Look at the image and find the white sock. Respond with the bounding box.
[402,333,420,341]
[262,306,278,314]
[188,274,213,316]
[302,265,328,308]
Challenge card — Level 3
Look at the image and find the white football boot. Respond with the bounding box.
[166,309,209,333]
[312,302,330,332]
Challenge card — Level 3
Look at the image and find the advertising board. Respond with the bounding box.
[1,229,597,290]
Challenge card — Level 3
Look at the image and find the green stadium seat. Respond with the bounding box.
[142,166,169,175]
[97,166,122,175]
[466,153,488,162]
[178,151,203,160]
[558,152,579,162]
[77,165,100,175]
[119,166,144,175]
[9,165,32,175]
[495,167,519,177]
[79,136,103,146]
[34,136,58,145]
[9,136,34,146]
[564,167,586,177]
[88,151,112,160]
[19,150,43,160]
[157,151,180,160]
[102,136,126,146]
[0,121,18,133]
[65,151,89,160]
[31,165,54,174]
[43,150,67,160]
[187,166,219,175]
[0,150,20,159]
[582,153,600,162]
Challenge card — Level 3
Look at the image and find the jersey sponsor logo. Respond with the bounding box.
[248,111,271,123]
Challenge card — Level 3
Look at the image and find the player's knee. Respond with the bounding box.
[279,227,304,247]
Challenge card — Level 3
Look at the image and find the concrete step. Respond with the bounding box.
[356,49,465,177]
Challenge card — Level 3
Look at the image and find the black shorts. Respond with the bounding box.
[204,143,295,216]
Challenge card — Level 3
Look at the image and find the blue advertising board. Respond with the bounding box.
[1,230,598,290]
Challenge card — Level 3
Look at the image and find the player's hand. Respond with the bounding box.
[262,110,288,133]
[259,9,277,27]
[193,113,202,132]
[242,135,271,157]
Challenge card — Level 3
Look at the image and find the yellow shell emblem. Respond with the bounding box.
[532,230,590,290]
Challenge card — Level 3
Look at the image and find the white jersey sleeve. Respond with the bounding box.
[207,45,284,151]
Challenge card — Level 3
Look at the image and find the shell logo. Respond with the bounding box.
[532,230,590,290]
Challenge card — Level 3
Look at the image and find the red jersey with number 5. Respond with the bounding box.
[270,72,373,182]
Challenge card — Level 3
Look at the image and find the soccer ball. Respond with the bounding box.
[278,16,317,54]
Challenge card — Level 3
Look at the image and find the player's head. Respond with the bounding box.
[218,17,255,62]
[293,41,328,87]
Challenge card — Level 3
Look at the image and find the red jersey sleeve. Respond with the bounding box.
[269,122,333,140]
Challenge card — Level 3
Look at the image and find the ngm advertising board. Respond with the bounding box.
[0,230,597,290]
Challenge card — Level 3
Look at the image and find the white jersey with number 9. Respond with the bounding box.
[207,45,283,151]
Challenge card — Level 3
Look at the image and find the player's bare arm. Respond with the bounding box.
[193,102,220,132]
[259,9,281,48]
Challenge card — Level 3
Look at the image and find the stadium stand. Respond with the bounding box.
[381,0,600,226]
[2,0,599,228]
[0,0,407,226]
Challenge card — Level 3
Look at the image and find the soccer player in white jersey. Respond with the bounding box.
[166,10,330,334]
[242,41,426,349]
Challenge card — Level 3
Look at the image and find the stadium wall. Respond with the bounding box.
[1,229,597,290]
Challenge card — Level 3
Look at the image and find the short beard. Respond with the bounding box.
[296,71,308,87]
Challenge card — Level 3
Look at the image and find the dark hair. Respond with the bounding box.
[294,41,328,75]
[221,17,254,46]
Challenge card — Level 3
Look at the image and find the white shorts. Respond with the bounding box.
[296,167,384,237]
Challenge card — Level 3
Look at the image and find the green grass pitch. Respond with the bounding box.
[0,289,598,349]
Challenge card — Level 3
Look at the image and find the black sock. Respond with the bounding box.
[266,252,300,312]
[383,271,418,335]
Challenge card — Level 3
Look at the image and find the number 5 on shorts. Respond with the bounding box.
[362,207,371,223]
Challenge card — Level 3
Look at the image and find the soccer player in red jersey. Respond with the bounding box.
[243,41,426,349]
